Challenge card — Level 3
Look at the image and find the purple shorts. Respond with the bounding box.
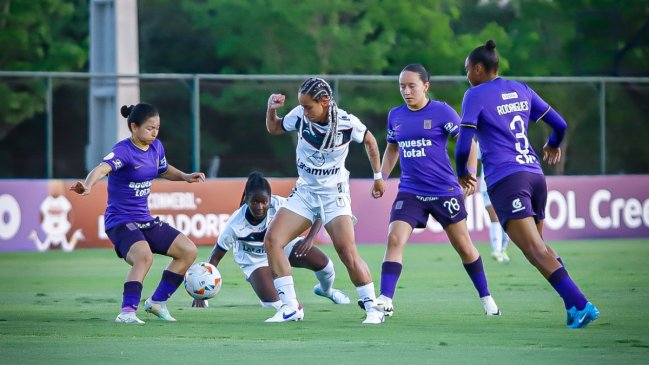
[487,171,547,229]
[390,191,467,229]
[105,217,181,259]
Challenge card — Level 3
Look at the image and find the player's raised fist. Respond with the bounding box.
[268,94,286,109]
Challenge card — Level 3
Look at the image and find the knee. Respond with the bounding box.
[264,234,283,252]
[386,231,406,250]
[132,250,154,268]
[335,245,357,268]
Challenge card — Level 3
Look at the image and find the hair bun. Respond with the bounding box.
[485,39,497,50]
[120,105,134,118]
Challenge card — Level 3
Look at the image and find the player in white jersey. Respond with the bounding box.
[477,144,510,262]
[265,77,386,324]
[192,172,349,309]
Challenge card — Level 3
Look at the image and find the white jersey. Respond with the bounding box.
[282,105,368,195]
[216,195,286,267]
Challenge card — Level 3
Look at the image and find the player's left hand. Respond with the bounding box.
[543,144,562,165]
[371,178,386,199]
[292,237,314,258]
[185,172,206,183]
[458,174,477,197]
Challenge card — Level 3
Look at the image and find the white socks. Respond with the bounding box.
[356,282,377,311]
[314,260,335,294]
[260,300,283,309]
[273,276,299,309]
[489,222,503,253]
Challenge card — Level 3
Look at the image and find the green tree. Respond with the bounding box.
[0,0,87,139]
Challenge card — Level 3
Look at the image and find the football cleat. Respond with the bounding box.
[115,311,145,324]
[144,298,177,321]
[356,294,394,317]
[501,251,510,262]
[362,307,385,325]
[567,302,599,329]
[480,295,501,316]
[265,304,304,323]
[491,251,504,263]
[313,284,350,304]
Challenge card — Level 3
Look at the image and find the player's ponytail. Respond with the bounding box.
[468,39,499,73]
[121,103,159,132]
[240,171,272,206]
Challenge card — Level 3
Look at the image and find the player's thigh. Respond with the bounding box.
[266,207,312,249]
[289,243,329,270]
[248,266,279,302]
[165,232,197,261]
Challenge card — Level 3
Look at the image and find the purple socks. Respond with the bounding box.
[463,257,491,298]
[151,270,185,302]
[380,261,403,299]
[548,267,588,310]
[122,281,143,312]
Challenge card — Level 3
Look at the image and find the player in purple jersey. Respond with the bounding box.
[455,40,599,329]
[368,64,500,317]
[71,103,205,324]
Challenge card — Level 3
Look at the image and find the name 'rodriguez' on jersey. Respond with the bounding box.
[282,105,368,195]
[460,77,550,186]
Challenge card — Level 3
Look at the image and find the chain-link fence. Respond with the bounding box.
[1,72,648,179]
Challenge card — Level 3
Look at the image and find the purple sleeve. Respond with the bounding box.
[441,103,461,138]
[527,84,551,122]
[156,140,169,174]
[541,108,567,148]
[460,88,481,128]
[102,143,130,172]
[455,126,476,177]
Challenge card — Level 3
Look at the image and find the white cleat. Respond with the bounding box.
[501,251,510,262]
[375,294,394,317]
[357,294,394,317]
[115,311,145,324]
[144,298,177,321]
[313,284,350,304]
[362,307,385,324]
[265,304,304,323]
[480,295,501,316]
[491,251,504,263]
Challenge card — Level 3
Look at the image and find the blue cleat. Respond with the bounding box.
[566,306,578,326]
[567,302,599,329]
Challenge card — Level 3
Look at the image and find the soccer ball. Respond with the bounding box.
[184,262,222,300]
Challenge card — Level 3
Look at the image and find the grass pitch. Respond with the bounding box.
[1,239,648,364]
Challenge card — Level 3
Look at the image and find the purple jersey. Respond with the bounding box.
[387,100,462,196]
[460,77,551,186]
[102,138,168,230]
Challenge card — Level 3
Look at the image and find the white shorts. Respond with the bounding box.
[282,184,353,225]
[239,237,301,280]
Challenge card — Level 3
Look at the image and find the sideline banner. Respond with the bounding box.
[0,175,647,252]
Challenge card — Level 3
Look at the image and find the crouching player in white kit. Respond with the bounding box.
[265,78,386,324]
[192,171,350,309]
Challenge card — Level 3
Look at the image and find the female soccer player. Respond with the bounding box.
[192,171,350,309]
[70,103,205,324]
[455,40,599,329]
[478,143,510,263]
[264,77,385,324]
[369,64,500,318]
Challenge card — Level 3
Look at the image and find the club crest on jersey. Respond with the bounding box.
[424,120,432,129]
[308,151,326,167]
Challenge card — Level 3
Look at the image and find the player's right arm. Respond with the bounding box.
[266,93,286,135]
[69,162,112,196]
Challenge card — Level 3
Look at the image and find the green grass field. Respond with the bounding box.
[1,239,648,364]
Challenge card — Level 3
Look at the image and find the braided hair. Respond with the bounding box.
[239,171,272,207]
[298,77,338,151]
